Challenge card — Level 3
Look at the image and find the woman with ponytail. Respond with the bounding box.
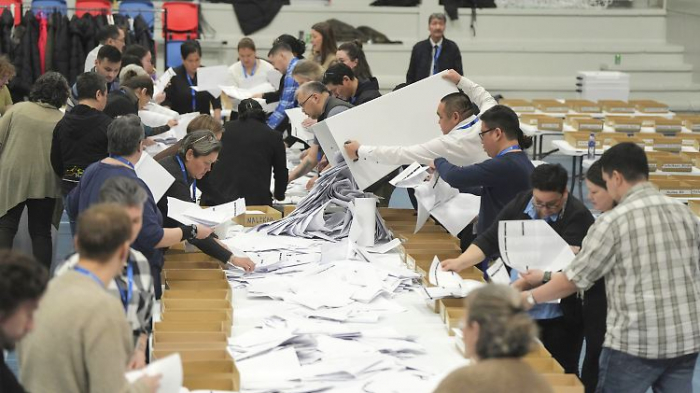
[337,40,374,80]
[433,285,554,393]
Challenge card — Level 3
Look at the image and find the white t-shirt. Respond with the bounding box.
[228,58,275,89]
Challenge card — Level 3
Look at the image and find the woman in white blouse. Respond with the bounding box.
[228,37,275,89]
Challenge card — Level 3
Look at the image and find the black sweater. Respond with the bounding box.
[201,118,288,206]
[157,154,232,263]
[162,65,222,115]
[1,353,26,393]
[50,104,111,195]
[352,77,381,106]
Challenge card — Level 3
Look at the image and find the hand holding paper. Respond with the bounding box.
[498,220,576,272]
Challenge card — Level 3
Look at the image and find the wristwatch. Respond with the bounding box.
[185,224,198,241]
[526,291,538,307]
[542,271,552,284]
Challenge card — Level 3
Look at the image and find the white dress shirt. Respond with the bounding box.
[356,76,494,166]
[429,38,443,76]
[83,44,102,73]
[228,58,275,89]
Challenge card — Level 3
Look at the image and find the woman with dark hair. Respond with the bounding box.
[124,44,154,76]
[157,130,255,272]
[0,72,70,268]
[337,40,373,80]
[201,99,288,206]
[163,40,222,119]
[310,22,337,70]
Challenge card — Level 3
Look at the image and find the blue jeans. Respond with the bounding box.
[596,347,698,393]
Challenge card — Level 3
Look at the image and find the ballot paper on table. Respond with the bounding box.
[220,82,275,100]
[135,153,175,202]
[423,256,485,299]
[125,353,182,393]
[154,67,176,97]
[167,197,246,227]
[190,65,229,98]
[498,219,576,272]
[312,71,458,190]
[286,107,315,143]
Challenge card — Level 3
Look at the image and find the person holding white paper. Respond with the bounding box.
[441,164,595,375]
[19,205,161,393]
[66,116,213,299]
[162,40,222,119]
[433,284,553,393]
[522,143,700,393]
[343,70,490,167]
[156,131,255,272]
[229,38,276,90]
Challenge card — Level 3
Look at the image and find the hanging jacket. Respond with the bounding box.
[231,0,283,36]
[52,13,70,79]
[12,11,41,97]
[68,14,97,84]
[0,8,14,56]
[132,15,155,67]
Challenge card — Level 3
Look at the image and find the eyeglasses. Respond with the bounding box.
[532,196,564,210]
[478,127,496,140]
[299,93,315,108]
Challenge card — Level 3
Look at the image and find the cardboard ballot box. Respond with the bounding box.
[161,299,232,312]
[646,135,683,153]
[520,114,564,132]
[650,178,692,197]
[234,205,282,227]
[163,261,221,270]
[646,152,693,172]
[564,114,592,126]
[604,134,646,149]
[543,374,585,393]
[152,349,233,362]
[166,280,230,290]
[162,289,232,301]
[599,100,635,113]
[564,132,601,149]
[564,99,601,113]
[607,116,643,133]
[571,117,603,132]
[680,116,700,132]
[159,310,232,325]
[532,99,570,113]
[653,118,683,135]
[163,269,226,282]
[154,321,226,333]
[501,99,536,113]
[629,99,669,114]
[163,253,217,263]
[152,332,228,347]
[445,307,466,336]
[182,359,241,392]
[523,357,565,374]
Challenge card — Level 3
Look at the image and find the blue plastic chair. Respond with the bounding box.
[31,0,67,15]
[166,40,183,69]
[118,0,154,30]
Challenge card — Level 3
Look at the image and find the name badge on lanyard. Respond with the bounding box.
[185,73,197,112]
[175,155,197,202]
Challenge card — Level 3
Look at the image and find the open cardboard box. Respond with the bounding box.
[564,99,601,113]
[526,344,552,358]
[604,134,646,149]
[532,99,570,113]
[163,261,221,270]
[161,299,232,312]
[234,205,282,227]
[166,280,230,290]
[152,349,233,362]
[650,178,692,197]
[681,116,700,132]
[162,289,232,301]
[679,133,700,148]
[564,114,592,126]
[282,205,296,217]
[523,357,565,373]
[153,341,229,351]
[164,269,226,281]
[403,242,461,253]
[163,253,218,263]
[183,359,239,376]
[680,151,700,168]
[520,114,564,131]
[629,99,669,114]
[599,100,635,113]
[391,225,447,235]
[159,310,232,326]
[563,131,601,149]
[542,374,584,393]
[501,99,536,112]
[154,321,226,333]
[184,375,239,392]
[153,331,228,345]
[648,136,683,153]
[647,152,693,172]
[439,298,465,319]
[445,307,465,336]
[571,117,603,132]
[607,116,643,133]
[653,118,683,135]
[689,200,700,217]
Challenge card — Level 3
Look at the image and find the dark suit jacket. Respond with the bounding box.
[162,65,222,115]
[200,118,288,206]
[406,37,463,84]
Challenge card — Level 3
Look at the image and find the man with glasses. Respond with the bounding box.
[441,163,594,377]
[288,81,353,182]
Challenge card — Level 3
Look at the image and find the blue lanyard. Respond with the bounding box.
[185,73,197,112]
[117,261,134,313]
[350,96,357,105]
[110,155,135,170]
[175,155,197,202]
[457,116,480,130]
[432,44,442,75]
[243,60,257,78]
[74,266,104,288]
[496,145,521,157]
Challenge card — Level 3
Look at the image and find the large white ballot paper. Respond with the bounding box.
[312,72,458,190]
[135,153,175,202]
[498,220,576,272]
[125,353,182,393]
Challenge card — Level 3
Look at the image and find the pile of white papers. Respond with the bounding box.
[390,163,481,237]
[167,197,246,227]
[254,163,393,243]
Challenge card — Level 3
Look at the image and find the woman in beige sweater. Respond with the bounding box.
[433,285,554,393]
[18,204,160,393]
[310,22,337,70]
[0,72,69,268]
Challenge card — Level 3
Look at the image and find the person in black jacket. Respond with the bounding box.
[323,62,381,106]
[0,250,48,393]
[157,131,255,272]
[51,72,111,197]
[406,13,463,84]
[442,163,594,377]
[201,99,288,207]
[162,40,221,119]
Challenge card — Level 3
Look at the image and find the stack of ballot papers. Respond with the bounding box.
[422,257,485,300]
[254,163,393,242]
[167,197,246,227]
[390,163,481,237]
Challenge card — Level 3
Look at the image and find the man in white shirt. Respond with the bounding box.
[84,25,125,73]
[344,70,492,168]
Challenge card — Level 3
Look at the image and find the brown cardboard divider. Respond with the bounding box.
[162,289,232,301]
[234,205,282,227]
[159,310,232,324]
[445,307,465,336]
[523,357,565,373]
[152,349,233,362]
[153,321,226,333]
[166,280,230,290]
[163,261,222,270]
[153,331,228,345]
[163,253,217,263]
[164,269,226,281]
[184,375,239,391]
[161,299,232,312]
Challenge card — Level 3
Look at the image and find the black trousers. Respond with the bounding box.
[0,198,56,268]
[538,315,585,375]
[582,280,607,393]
